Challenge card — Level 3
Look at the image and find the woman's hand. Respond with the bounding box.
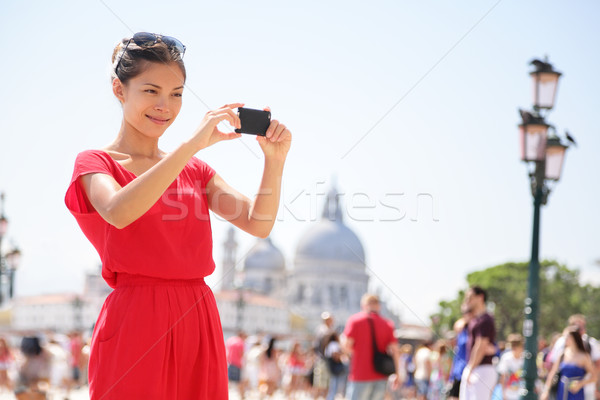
[569,380,584,394]
[190,103,243,151]
[256,107,292,162]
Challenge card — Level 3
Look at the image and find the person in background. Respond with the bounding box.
[398,344,416,399]
[460,286,497,400]
[428,339,452,400]
[45,335,70,392]
[447,309,472,400]
[342,294,400,400]
[68,331,83,389]
[285,341,308,399]
[542,328,597,400]
[302,348,317,397]
[226,330,247,399]
[324,331,347,400]
[244,336,263,394]
[258,336,282,397]
[314,312,335,399]
[413,341,432,400]
[548,315,600,400]
[541,332,562,398]
[80,337,91,389]
[15,336,51,400]
[0,337,14,392]
[497,333,525,400]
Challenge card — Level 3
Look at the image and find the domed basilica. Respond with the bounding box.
[216,186,374,335]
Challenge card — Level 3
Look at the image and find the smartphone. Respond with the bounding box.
[235,107,271,136]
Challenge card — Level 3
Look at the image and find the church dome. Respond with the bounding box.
[295,187,365,265]
[244,237,285,271]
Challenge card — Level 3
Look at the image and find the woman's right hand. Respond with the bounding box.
[190,103,244,151]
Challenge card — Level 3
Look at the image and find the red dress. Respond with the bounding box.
[65,150,228,399]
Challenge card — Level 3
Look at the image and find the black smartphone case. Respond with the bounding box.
[235,108,271,136]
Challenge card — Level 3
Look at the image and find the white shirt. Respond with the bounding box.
[497,350,524,400]
[325,341,341,358]
[414,347,431,380]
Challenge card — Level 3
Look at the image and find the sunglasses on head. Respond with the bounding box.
[115,32,186,75]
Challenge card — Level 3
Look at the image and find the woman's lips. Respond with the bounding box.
[146,115,170,125]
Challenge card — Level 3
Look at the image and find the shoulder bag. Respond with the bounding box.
[368,315,396,376]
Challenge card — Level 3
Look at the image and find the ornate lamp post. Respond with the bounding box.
[235,285,246,332]
[5,247,21,299]
[72,295,84,331]
[0,193,21,306]
[518,58,570,400]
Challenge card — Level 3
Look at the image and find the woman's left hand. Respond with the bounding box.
[568,381,583,394]
[256,107,292,162]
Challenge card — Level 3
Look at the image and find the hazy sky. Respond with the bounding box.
[1,0,599,325]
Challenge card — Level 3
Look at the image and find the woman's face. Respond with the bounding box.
[117,61,185,139]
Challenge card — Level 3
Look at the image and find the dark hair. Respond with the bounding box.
[265,337,276,359]
[470,285,487,303]
[111,37,186,84]
[567,328,587,353]
[21,336,42,356]
[324,332,340,348]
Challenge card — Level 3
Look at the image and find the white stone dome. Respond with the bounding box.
[244,237,285,271]
[295,187,365,265]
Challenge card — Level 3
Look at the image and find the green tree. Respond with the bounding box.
[430,295,463,339]
[431,260,600,340]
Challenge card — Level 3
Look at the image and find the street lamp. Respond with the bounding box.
[544,137,568,181]
[530,58,562,111]
[72,295,84,331]
[0,192,22,306]
[519,110,550,163]
[519,58,570,400]
[5,247,21,299]
[0,193,22,305]
[235,285,246,332]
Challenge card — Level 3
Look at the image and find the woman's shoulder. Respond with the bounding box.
[575,351,592,364]
[189,156,216,181]
[69,149,118,178]
[76,148,108,158]
[189,155,212,169]
[562,351,588,365]
[74,148,120,164]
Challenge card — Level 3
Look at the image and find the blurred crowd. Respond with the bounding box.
[0,331,88,400]
[0,311,595,399]
[224,312,600,400]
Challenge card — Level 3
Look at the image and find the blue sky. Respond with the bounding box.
[1,0,599,324]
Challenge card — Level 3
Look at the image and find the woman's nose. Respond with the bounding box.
[154,96,169,112]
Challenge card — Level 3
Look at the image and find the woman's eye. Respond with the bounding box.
[173,93,183,98]
[144,89,157,94]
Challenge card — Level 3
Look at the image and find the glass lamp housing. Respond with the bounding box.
[545,137,568,181]
[519,122,549,162]
[530,60,562,110]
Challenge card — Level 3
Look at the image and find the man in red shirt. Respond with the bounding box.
[225,331,247,399]
[342,294,400,400]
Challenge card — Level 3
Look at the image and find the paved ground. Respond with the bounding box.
[0,387,89,400]
[0,387,324,400]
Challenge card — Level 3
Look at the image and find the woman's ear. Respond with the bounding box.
[112,78,125,103]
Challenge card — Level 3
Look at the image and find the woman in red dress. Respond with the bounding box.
[65,32,291,399]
